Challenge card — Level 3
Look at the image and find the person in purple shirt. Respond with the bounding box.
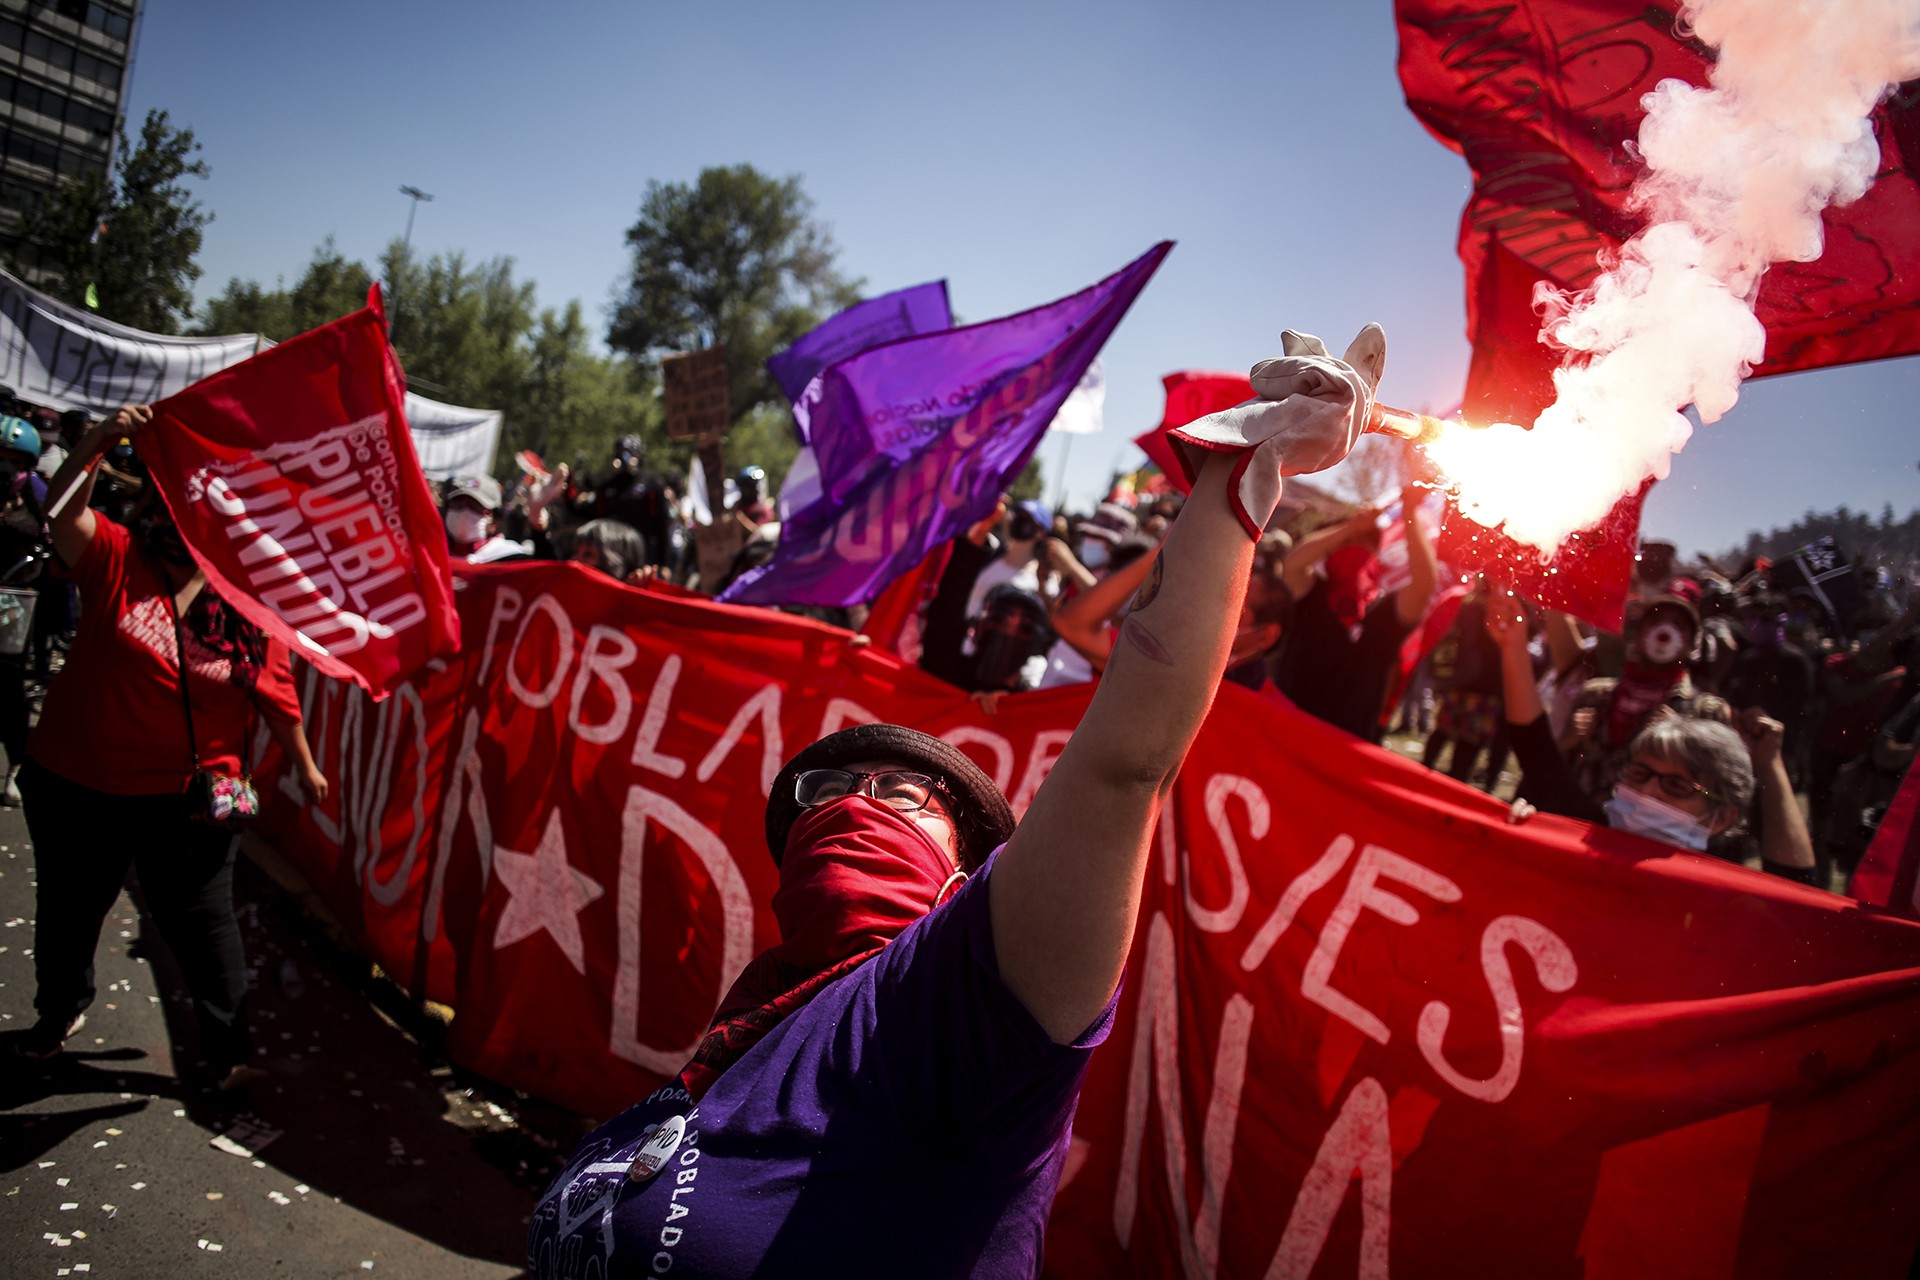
[528,325,1382,1279]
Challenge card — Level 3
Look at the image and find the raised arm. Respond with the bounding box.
[1741,710,1816,877]
[1488,595,1547,727]
[1049,540,1160,672]
[1394,486,1437,628]
[1542,609,1586,678]
[1040,536,1099,596]
[46,405,151,567]
[1487,592,1603,823]
[991,454,1253,1040]
[1280,510,1370,600]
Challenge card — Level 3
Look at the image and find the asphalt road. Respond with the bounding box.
[0,804,589,1278]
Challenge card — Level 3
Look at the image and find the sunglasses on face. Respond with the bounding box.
[794,769,948,815]
[1621,759,1719,805]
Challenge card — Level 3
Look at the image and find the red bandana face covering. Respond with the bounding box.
[677,796,965,1100]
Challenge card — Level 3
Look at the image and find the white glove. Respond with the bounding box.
[1169,324,1385,537]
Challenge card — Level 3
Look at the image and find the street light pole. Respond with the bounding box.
[399,184,433,260]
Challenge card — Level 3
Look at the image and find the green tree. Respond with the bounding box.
[380,243,536,416]
[608,164,861,426]
[13,109,211,333]
[197,238,373,338]
[515,300,659,469]
[1006,457,1045,504]
[200,239,660,476]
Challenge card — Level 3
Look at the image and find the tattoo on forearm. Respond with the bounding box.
[1131,556,1163,612]
[1122,617,1175,666]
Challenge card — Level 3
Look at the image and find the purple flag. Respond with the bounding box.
[722,242,1171,608]
[766,281,953,406]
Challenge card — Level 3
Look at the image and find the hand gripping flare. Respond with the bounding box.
[1166,324,1385,538]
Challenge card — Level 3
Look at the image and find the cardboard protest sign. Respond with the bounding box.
[662,346,730,444]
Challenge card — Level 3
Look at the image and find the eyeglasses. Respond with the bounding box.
[1620,759,1719,805]
[793,769,948,815]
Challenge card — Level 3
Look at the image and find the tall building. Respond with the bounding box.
[0,0,139,280]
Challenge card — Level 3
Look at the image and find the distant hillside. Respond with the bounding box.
[1718,504,1920,580]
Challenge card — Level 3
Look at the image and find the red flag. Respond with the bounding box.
[859,540,951,661]
[1851,755,1920,918]
[1133,371,1254,496]
[1438,481,1651,632]
[1398,0,1920,402]
[137,286,460,699]
[1398,1,1920,627]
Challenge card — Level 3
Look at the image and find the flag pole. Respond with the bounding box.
[1053,430,1075,513]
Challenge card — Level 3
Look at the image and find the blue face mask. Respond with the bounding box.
[1078,540,1109,570]
[1603,784,1713,851]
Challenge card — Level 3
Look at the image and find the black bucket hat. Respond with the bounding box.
[765,724,1016,872]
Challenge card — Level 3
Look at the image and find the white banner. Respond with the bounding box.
[0,267,263,416]
[404,393,502,480]
[0,267,502,479]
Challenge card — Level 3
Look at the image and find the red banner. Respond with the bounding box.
[254,564,1920,1276]
[1852,755,1920,919]
[138,286,460,699]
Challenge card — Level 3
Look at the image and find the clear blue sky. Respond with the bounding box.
[124,0,1919,559]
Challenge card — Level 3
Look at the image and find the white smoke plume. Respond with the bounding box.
[1426,0,1920,552]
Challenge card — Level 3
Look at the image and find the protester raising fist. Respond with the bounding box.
[528,325,1376,1278]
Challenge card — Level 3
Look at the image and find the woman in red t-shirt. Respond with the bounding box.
[16,406,327,1088]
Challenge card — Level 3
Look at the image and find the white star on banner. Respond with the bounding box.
[491,809,604,974]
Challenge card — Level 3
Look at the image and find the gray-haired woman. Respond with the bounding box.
[1486,596,1820,885]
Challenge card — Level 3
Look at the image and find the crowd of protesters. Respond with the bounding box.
[5,388,1910,1082]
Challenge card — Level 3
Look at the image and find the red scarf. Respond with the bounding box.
[677,797,963,1100]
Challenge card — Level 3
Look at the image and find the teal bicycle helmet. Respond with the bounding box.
[0,415,41,461]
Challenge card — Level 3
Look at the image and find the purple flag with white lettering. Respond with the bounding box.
[766,281,954,406]
[722,242,1171,608]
